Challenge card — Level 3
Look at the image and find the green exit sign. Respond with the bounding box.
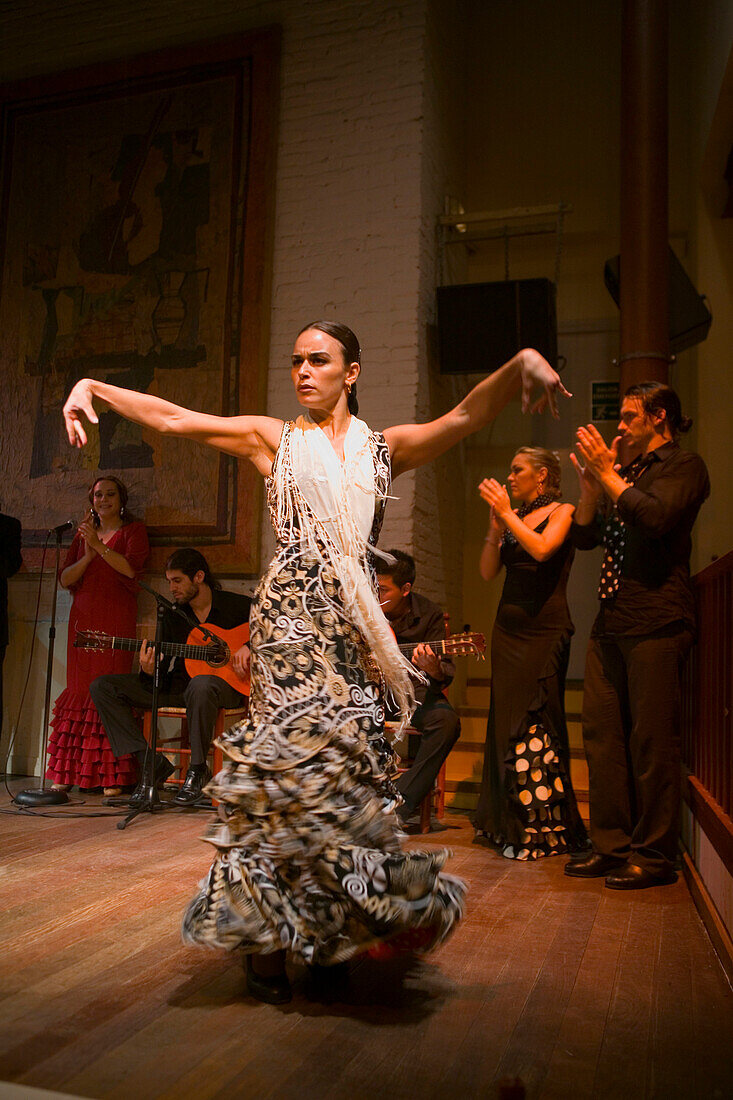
[591,381,619,422]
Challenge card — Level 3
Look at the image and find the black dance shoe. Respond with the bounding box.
[604,863,678,890]
[304,960,350,1002]
[128,756,175,807]
[245,956,292,1005]
[564,852,627,878]
[173,765,211,806]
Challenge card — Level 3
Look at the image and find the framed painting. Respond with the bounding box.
[0,28,280,573]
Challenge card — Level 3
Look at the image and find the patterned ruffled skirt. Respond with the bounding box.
[182,549,465,963]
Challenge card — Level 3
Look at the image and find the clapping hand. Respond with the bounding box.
[575,425,620,481]
[478,478,512,520]
[78,511,103,556]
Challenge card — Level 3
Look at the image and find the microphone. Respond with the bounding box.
[48,519,74,536]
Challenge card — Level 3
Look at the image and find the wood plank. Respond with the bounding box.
[591,891,664,1097]
[1,789,732,1099]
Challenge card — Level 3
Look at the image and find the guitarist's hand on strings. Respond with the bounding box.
[411,642,442,681]
[139,640,157,676]
[231,643,251,680]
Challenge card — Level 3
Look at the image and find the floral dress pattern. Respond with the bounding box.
[182,423,465,964]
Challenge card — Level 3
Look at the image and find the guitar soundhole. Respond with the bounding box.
[206,644,229,668]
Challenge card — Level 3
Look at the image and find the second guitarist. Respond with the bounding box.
[377,549,461,830]
[91,548,251,806]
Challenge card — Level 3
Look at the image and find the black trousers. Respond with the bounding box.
[395,696,460,815]
[90,674,246,767]
[582,627,693,875]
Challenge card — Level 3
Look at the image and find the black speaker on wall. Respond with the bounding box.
[436,278,557,374]
[603,247,712,353]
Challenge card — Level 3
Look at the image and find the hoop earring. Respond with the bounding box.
[346,383,352,394]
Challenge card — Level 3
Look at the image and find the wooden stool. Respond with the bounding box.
[386,721,447,834]
[396,732,447,834]
[141,704,249,792]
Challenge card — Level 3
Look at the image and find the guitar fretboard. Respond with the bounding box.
[103,636,226,661]
[396,637,459,657]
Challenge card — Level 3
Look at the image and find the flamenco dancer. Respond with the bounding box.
[62,321,569,1003]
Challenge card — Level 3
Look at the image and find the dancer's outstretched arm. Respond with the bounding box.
[384,349,570,479]
[62,379,283,475]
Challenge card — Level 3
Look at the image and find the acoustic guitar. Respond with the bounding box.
[74,622,251,695]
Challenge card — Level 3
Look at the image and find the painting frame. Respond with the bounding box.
[0,27,281,575]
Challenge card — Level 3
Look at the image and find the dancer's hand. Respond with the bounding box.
[411,643,442,680]
[478,478,512,519]
[63,379,98,447]
[520,350,572,418]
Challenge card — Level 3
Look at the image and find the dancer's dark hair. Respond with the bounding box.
[298,320,361,414]
[625,381,692,437]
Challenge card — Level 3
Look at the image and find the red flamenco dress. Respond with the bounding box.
[46,522,149,789]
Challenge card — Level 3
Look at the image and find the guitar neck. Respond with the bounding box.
[396,637,452,657]
[102,636,221,661]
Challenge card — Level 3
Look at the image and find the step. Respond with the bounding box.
[443,741,588,811]
[465,679,584,713]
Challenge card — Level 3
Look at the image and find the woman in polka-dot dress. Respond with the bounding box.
[472,447,588,860]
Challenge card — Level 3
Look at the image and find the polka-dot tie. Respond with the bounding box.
[598,454,653,600]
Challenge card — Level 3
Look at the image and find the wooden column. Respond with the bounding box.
[619,0,670,394]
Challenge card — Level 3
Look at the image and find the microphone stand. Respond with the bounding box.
[113,581,184,830]
[15,530,70,807]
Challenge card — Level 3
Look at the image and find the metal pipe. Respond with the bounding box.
[619,0,670,394]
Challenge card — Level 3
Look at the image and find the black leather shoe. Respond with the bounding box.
[245,956,292,1005]
[174,765,211,806]
[564,852,627,878]
[605,864,678,890]
[129,756,175,807]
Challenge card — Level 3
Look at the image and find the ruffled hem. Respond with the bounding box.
[45,689,138,788]
[181,733,465,964]
[182,843,466,964]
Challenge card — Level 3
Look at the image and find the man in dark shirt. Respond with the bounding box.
[91,548,251,805]
[377,550,460,827]
[0,508,23,745]
[565,383,709,889]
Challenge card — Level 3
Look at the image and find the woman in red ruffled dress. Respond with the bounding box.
[46,476,149,795]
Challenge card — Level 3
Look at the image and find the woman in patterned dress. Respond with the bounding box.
[62,321,569,1003]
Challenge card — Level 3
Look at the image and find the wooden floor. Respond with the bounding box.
[1,786,731,1100]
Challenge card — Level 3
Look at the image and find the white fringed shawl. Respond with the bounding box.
[274,415,418,732]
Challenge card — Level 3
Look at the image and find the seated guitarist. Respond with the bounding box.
[377,550,460,828]
[90,548,251,806]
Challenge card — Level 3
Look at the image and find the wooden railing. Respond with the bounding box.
[681,549,733,820]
